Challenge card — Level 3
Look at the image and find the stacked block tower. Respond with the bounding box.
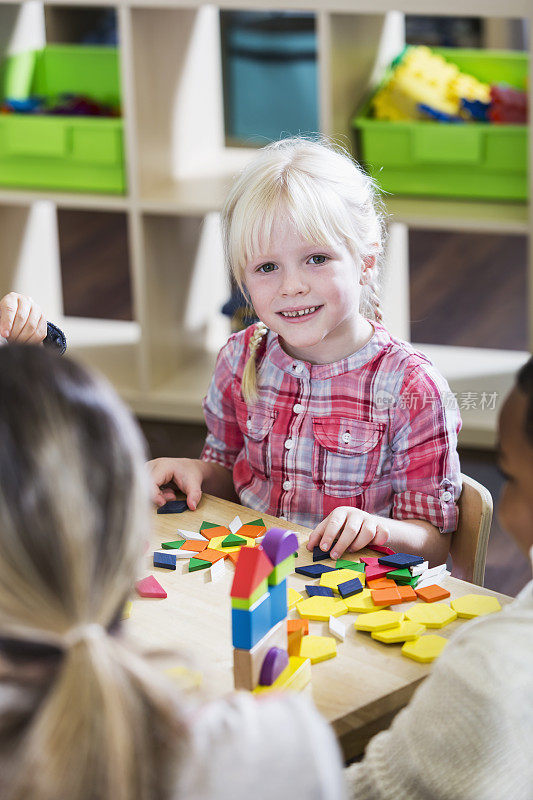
[231,527,310,692]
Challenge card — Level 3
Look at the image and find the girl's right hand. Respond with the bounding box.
[147,457,204,510]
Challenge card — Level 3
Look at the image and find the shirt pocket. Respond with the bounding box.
[234,397,277,479]
[312,416,385,497]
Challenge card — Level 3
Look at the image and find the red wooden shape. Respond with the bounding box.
[230,546,273,598]
[136,575,167,598]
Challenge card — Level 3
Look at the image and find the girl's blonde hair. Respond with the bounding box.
[221,136,386,402]
[0,346,188,800]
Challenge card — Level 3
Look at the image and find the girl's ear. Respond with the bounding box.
[360,254,376,284]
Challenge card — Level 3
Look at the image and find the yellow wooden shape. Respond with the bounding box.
[451,594,502,619]
[344,588,386,613]
[299,634,337,664]
[296,596,348,621]
[164,665,203,689]
[405,603,457,629]
[401,634,448,663]
[319,568,365,593]
[288,587,303,610]
[208,534,256,554]
[354,610,404,632]
[253,656,311,694]
[121,600,132,620]
[371,621,426,643]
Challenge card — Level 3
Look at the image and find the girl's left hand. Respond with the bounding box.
[0,292,48,344]
[306,507,390,560]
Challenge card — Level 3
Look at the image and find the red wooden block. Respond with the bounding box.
[360,556,380,566]
[230,547,273,598]
[415,584,451,603]
[366,544,396,555]
[398,585,417,602]
[365,564,396,581]
[371,587,402,606]
[136,575,167,598]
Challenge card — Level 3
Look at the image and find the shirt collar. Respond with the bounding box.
[266,320,391,380]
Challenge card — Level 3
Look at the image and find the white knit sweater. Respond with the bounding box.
[346,548,533,800]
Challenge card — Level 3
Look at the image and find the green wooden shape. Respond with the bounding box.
[189,557,211,572]
[161,540,185,550]
[268,553,296,586]
[335,559,364,573]
[200,521,220,531]
[221,533,247,547]
[248,518,266,527]
[387,568,412,581]
[231,580,268,609]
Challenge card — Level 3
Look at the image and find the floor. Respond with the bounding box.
[58,213,531,597]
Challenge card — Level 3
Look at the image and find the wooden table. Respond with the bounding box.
[126,493,510,762]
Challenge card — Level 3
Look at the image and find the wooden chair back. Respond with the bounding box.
[450,473,493,586]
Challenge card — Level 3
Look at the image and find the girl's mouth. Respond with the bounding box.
[277,305,323,322]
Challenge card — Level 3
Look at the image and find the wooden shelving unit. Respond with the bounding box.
[0,1,531,447]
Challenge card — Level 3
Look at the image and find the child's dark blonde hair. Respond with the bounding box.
[0,346,188,800]
[221,137,386,402]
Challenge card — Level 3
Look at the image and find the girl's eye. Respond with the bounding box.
[308,255,328,265]
[257,262,278,274]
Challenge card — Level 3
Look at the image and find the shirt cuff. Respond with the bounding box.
[392,487,459,533]
[200,443,236,472]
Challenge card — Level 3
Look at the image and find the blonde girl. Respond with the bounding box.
[0,345,343,800]
[149,137,462,566]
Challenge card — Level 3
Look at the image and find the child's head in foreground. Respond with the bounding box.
[0,346,186,800]
[222,137,386,390]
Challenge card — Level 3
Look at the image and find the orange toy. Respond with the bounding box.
[398,585,417,602]
[367,578,397,589]
[416,585,451,603]
[371,587,402,606]
[181,539,208,553]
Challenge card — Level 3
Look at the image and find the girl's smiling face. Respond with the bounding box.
[497,386,533,556]
[244,215,374,364]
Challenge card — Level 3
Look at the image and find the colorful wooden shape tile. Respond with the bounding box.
[261,528,298,566]
[199,522,231,540]
[328,615,346,641]
[354,610,404,632]
[135,576,166,598]
[227,550,241,566]
[153,551,177,570]
[232,580,268,610]
[313,544,335,562]
[221,533,247,547]
[405,603,457,628]
[161,540,186,550]
[157,499,188,514]
[386,568,413,583]
[231,547,273,598]
[367,578,397,589]
[319,568,363,594]
[306,584,335,597]
[198,548,227,564]
[371,587,402,606]
[188,557,212,572]
[121,600,132,619]
[208,534,256,554]
[337,577,364,598]
[259,646,289,686]
[287,618,309,634]
[181,539,208,553]
[378,553,425,569]
[371,621,426,643]
[364,565,397,581]
[296,596,348,621]
[299,635,337,664]
[401,634,448,663]
[410,560,429,576]
[451,594,502,619]
[335,559,365,573]
[209,558,226,582]
[268,553,297,585]
[288,627,304,657]
[366,544,396,555]
[288,587,303,609]
[176,529,209,542]
[253,656,311,694]
[232,593,271,649]
[416,584,451,603]
[295,563,336,579]
[238,519,267,539]
[397,585,418,602]
[343,588,384,613]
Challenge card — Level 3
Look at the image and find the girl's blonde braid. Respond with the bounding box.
[241,322,268,403]
[363,271,384,324]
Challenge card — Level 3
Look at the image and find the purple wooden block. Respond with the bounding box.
[261,527,298,566]
[259,646,289,686]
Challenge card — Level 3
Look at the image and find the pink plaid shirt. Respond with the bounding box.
[201,321,462,533]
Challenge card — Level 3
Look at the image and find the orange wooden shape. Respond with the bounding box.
[367,578,397,589]
[238,523,267,539]
[198,548,227,564]
[287,618,309,636]
[288,628,304,657]
[398,585,418,602]
[227,550,241,565]
[371,587,403,606]
[201,526,231,541]
[182,539,208,553]
[415,584,451,603]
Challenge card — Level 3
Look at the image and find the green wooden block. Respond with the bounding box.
[200,521,220,531]
[268,553,296,585]
[161,540,185,550]
[232,580,268,610]
[387,568,412,582]
[189,557,211,572]
[335,559,364,572]
[221,533,247,547]
[247,518,266,527]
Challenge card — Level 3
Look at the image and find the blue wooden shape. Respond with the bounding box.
[313,544,335,562]
[378,553,425,569]
[305,584,334,597]
[294,564,336,578]
[232,593,271,650]
[153,551,177,570]
[269,579,287,627]
[157,499,188,514]
[337,577,363,598]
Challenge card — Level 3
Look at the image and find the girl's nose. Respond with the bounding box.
[280,269,309,296]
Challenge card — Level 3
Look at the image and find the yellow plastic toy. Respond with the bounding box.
[354,610,404,632]
[371,621,426,643]
[451,594,502,619]
[299,635,338,664]
[288,587,303,610]
[253,656,311,694]
[405,603,457,629]
[296,595,348,621]
[343,588,385,613]
[319,568,365,592]
[401,634,448,663]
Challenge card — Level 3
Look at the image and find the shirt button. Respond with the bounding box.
[293,363,304,374]
[293,403,304,414]
[246,419,252,429]
[441,490,453,502]
[342,432,352,444]
[283,480,292,491]
[284,439,294,450]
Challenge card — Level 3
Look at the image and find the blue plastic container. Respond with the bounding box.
[224,12,318,143]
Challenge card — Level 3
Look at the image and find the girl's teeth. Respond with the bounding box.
[281,306,318,318]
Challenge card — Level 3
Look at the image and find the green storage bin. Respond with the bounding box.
[0,45,125,194]
[352,49,528,201]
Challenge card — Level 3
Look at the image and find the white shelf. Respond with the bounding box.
[387,197,529,235]
[0,188,130,211]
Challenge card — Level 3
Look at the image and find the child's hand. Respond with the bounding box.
[306,507,390,560]
[0,292,48,344]
[147,457,204,510]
